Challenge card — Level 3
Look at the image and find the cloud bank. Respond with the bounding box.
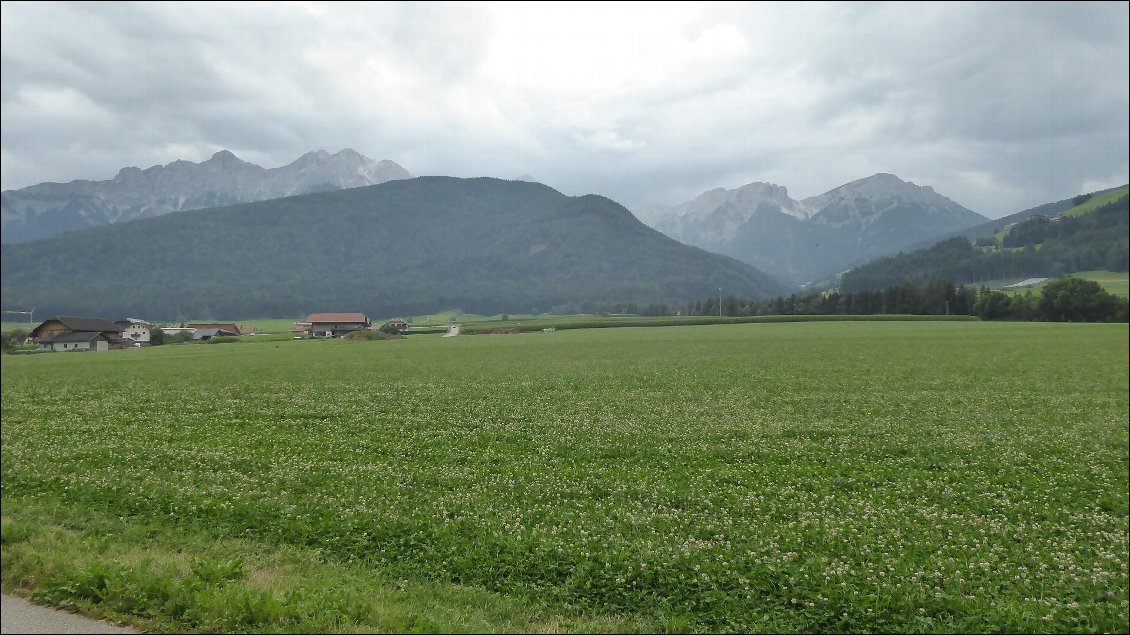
[2,1,1127,218]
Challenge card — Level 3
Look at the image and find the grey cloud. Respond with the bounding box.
[1,2,1127,219]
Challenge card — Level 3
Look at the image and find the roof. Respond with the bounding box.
[187,322,254,335]
[1003,277,1050,288]
[306,312,369,324]
[192,328,238,339]
[48,331,109,343]
[117,318,153,326]
[35,316,121,334]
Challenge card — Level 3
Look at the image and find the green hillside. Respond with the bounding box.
[895,184,1129,254]
[1063,186,1129,217]
[0,177,788,321]
[840,191,1128,292]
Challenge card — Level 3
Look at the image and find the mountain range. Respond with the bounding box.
[0,177,787,320]
[7,146,1110,320]
[635,173,988,285]
[1,149,412,243]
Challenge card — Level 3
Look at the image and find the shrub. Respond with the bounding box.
[1038,278,1123,322]
[343,330,402,341]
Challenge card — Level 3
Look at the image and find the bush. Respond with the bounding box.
[2,329,32,354]
[343,330,402,341]
[1038,278,1123,322]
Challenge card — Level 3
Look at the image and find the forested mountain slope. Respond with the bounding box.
[840,193,1129,292]
[1,177,788,320]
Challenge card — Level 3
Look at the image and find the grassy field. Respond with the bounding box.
[2,322,1127,633]
[1069,270,1130,298]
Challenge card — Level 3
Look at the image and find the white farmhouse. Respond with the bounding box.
[116,318,155,344]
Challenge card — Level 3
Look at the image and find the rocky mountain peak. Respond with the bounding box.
[333,148,364,160]
[633,172,988,286]
[2,149,413,243]
[803,173,948,210]
[294,149,332,164]
[677,181,811,222]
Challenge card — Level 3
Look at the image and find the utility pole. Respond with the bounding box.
[718,288,722,317]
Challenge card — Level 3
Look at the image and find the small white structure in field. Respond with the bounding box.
[1003,277,1049,289]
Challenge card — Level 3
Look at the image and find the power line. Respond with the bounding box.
[1,308,35,325]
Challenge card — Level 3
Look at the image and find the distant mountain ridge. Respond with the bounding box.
[838,186,1129,292]
[635,173,988,285]
[899,184,1130,251]
[1,177,788,320]
[1,149,412,243]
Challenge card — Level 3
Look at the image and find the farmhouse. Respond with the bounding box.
[116,317,155,344]
[43,331,114,352]
[306,312,371,338]
[380,317,411,334]
[30,315,127,352]
[191,327,239,341]
[188,322,254,335]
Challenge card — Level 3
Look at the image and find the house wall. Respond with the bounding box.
[123,324,151,342]
[49,340,93,352]
[310,322,368,338]
[34,321,70,341]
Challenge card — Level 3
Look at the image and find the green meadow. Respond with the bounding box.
[1063,186,1129,218]
[2,322,1127,633]
[1067,271,1129,298]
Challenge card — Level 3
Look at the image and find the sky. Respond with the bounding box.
[1,1,1127,219]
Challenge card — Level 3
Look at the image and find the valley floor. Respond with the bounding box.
[3,321,1127,633]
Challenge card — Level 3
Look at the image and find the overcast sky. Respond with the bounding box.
[2,1,1127,219]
